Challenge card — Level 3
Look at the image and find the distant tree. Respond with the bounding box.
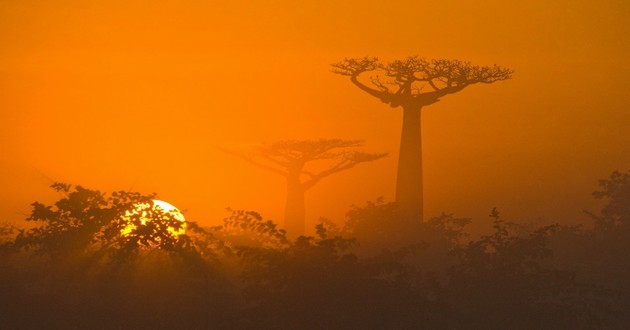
[590,170,630,229]
[0,222,17,247]
[222,139,386,236]
[332,56,512,220]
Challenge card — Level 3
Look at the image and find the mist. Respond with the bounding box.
[1,0,630,328]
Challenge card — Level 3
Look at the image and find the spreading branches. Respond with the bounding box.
[222,139,387,191]
[332,55,513,108]
[370,75,391,93]
[218,146,288,176]
[331,57,380,77]
[332,57,389,101]
[260,139,365,163]
[421,58,513,88]
[302,149,388,190]
[385,56,427,85]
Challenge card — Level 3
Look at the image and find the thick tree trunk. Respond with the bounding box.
[284,175,306,237]
[395,106,423,220]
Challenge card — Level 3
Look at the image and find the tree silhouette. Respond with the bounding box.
[2,183,234,329]
[13,183,203,258]
[590,170,630,229]
[1,178,624,328]
[448,209,611,328]
[222,139,386,236]
[332,56,512,220]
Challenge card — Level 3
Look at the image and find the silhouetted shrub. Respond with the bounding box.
[2,175,629,329]
[447,209,612,329]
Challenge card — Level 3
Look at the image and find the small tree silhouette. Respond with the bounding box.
[13,183,203,258]
[222,139,386,236]
[589,170,630,230]
[332,56,512,220]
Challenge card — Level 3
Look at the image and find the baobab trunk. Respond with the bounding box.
[284,174,306,236]
[396,106,423,220]
[223,139,386,238]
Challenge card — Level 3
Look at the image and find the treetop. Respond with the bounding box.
[332,55,513,108]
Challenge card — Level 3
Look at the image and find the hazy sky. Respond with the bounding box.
[1,0,629,231]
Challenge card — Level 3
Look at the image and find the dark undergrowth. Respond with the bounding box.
[1,171,630,329]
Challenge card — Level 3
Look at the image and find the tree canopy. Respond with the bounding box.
[332,55,513,108]
[224,139,387,190]
[1,173,628,328]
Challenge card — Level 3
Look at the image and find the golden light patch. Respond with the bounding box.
[120,200,186,237]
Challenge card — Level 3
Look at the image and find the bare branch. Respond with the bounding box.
[331,57,395,102]
[370,75,391,93]
[302,151,388,190]
[218,147,288,176]
[411,84,424,95]
[263,139,366,163]
[427,79,441,91]
[258,152,291,168]
[225,140,386,192]
[424,59,513,87]
[331,56,380,77]
[384,55,427,84]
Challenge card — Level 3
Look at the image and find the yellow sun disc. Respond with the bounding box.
[120,200,186,237]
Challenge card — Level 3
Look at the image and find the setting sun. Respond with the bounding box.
[120,200,186,237]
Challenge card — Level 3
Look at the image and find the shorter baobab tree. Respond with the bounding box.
[222,139,387,237]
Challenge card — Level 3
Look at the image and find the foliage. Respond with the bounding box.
[233,221,449,329]
[448,209,612,329]
[218,208,289,249]
[0,183,235,329]
[342,199,470,276]
[8,183,223,271]
[589,170,630,229]
[0,222,17,246]
[2,174,630,328]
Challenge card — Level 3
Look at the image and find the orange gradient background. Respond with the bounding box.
[1,0,629,232]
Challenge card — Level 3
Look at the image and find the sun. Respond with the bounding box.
[120,199,186,237]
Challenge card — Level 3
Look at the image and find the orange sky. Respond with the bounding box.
[1,0,629,232]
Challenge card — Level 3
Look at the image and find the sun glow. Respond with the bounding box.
[120,200,186,237]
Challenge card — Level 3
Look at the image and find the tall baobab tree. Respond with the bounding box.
[222,139,386,236]
[332,56,513,220]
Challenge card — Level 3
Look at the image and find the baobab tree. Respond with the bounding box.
[222,139,386,236]
[332,56,513,220]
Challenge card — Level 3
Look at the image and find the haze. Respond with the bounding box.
[2,0,629,231]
